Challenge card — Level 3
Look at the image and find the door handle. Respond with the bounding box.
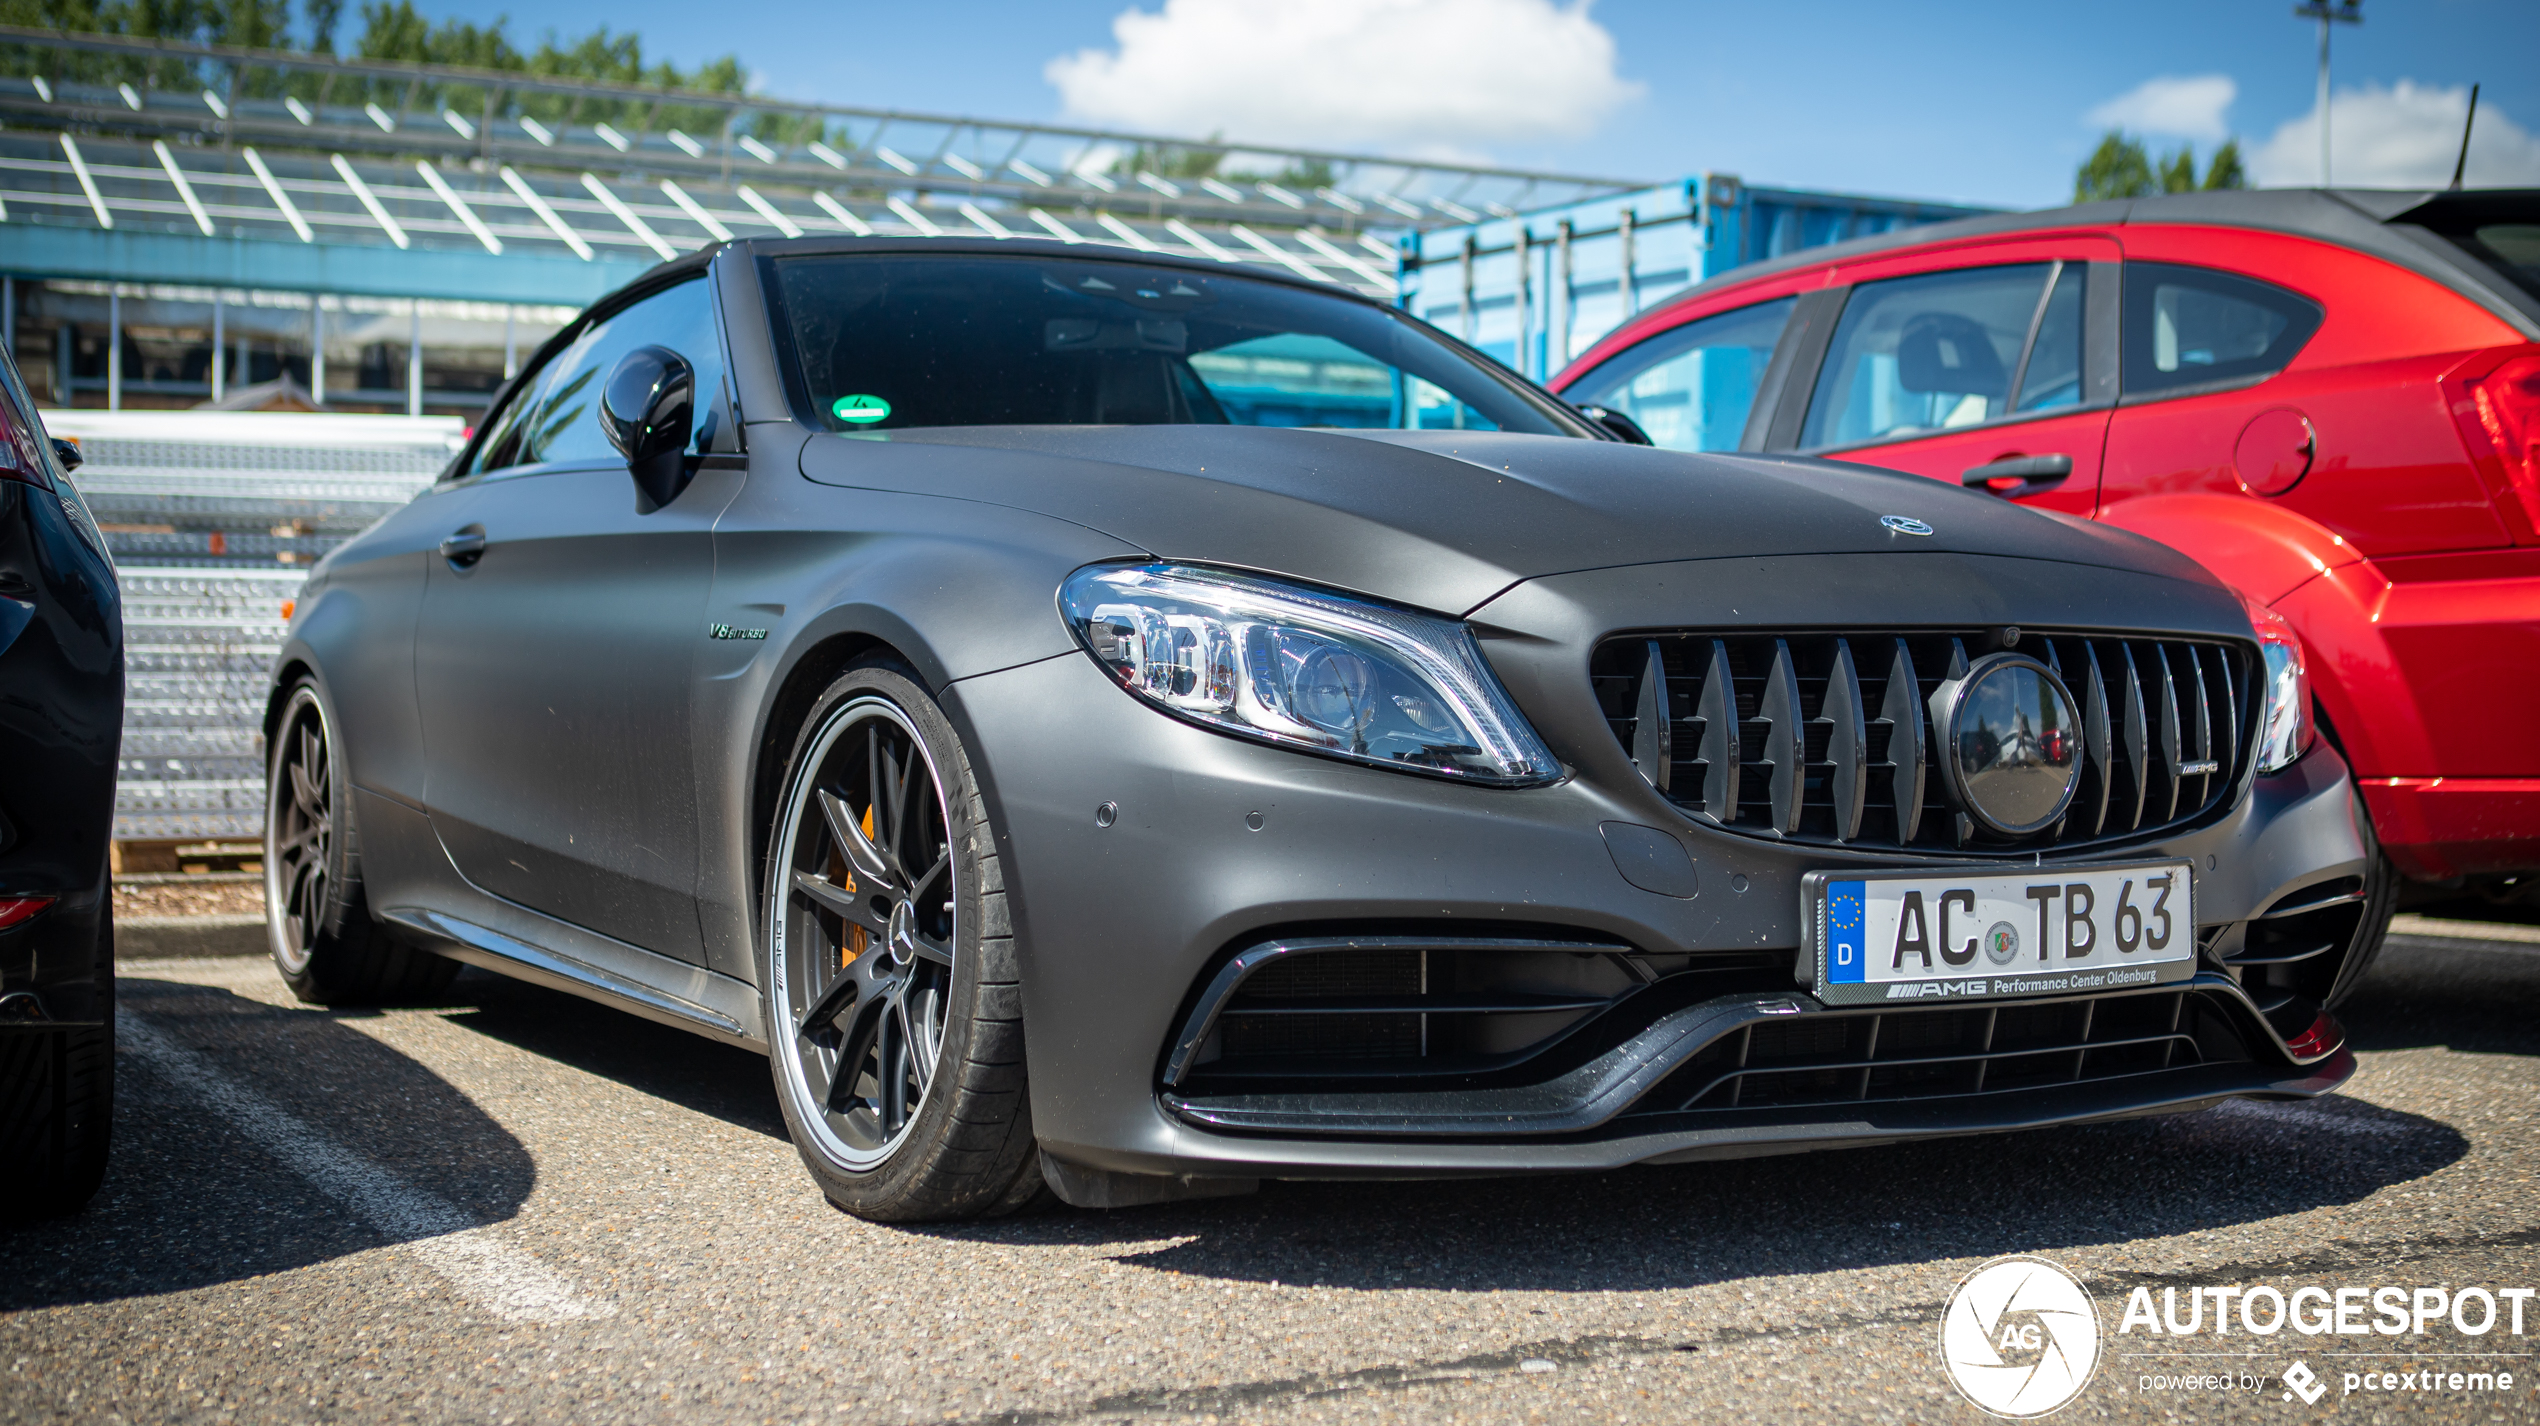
[439,529,487,569]
[1961,453,2073,498]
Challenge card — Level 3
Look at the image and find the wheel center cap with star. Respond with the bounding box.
[887,899,919,965]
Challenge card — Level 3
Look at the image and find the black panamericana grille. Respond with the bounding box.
[1628,988,2244,1117]
[1589,629,2257,855]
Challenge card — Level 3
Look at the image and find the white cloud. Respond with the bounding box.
[1044,0,1642,158]
[2087,74,2237,143]
[2250,80,2540,187]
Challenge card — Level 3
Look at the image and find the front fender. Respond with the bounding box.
[688,486,1144,979]
[2094,493,2426,781]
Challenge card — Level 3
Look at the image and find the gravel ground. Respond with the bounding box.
[3,928,2536,1424]
[110,880,264,920]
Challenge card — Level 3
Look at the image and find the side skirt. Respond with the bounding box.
[382,904,768,1051]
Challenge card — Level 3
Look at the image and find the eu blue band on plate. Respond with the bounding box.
[1826,880,1866,983]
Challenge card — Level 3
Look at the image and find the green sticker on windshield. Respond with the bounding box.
[833,394,891,425]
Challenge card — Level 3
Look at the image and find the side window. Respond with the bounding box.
[464,356,556,477]
[467,277,727,476]
[2122,262,2322,397]
[1800,264,2051,449]
[2012,264,2086,413]
[1562,297,1794,452]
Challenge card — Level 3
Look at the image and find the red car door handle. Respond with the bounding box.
[1962,454,2073,498]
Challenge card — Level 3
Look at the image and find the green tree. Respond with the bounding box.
[2075,131,2156,202]
[2201,139,2247,191]
[2156,145,2197,195]
[1,0,768,141]
[354,0,520,69]
[1,0,300,86]
[2076,130,2248,201]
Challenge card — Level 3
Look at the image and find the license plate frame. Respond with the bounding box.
[1803,861,2198,1006]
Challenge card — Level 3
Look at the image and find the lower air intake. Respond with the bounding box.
[1629,987,2249,1116]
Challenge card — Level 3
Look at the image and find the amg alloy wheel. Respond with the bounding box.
[264,681,455,1004]
[765,664,1039,1221]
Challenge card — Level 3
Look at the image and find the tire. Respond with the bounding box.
[762,661,1041,1222]
[265,680,457,1005]
[0,902,112,1223]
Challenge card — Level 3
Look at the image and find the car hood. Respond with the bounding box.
[797,425,2215,614]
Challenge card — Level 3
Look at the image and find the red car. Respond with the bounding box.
[1556,187,2540,967]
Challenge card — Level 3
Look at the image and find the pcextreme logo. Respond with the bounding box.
[1940,1255,2102,1418]
[2284,1361,2328,1405]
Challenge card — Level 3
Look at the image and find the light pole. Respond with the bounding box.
[2293,0,2363,185]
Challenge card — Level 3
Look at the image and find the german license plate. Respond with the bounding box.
[1804,861,2196,1006]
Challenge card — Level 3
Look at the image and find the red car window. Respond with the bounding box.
[1558,296,1796,452]
[1800,264,2053,450]
[2118,263,2322,398]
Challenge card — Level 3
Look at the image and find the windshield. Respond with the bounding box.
[765,253,1587,437]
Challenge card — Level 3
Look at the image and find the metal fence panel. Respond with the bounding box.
[47,411,464,842]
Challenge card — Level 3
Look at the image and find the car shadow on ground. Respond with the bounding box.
[905,935,2502,1295]
[0,975,541,1312]
[423,967,788,1142]
[958,1094,2465,1296]
[2335,932,2540,1056]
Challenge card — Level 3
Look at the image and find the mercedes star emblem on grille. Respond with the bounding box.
[1934,653,2085,836]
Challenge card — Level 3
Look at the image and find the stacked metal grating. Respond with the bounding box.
[50,411,462,841]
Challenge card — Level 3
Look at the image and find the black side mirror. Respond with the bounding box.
[1574,403,1652,446]
[600,345,697,512]
[50,438,81,472]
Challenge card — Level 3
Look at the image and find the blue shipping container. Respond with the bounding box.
[1398,174,1995,382]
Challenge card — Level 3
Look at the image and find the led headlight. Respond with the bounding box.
[1060,562,1560,786]
[2243,594,2312,774]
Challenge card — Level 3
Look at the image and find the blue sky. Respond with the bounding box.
[403,0,2537,209]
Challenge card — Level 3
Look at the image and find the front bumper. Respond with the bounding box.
[952,631,2368,1181]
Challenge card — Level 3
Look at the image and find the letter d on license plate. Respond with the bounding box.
[1804,862,2196,1006]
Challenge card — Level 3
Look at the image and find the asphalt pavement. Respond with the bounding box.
[5,923,2538,1424]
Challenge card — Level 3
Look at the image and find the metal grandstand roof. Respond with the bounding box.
[0,26,1651,301]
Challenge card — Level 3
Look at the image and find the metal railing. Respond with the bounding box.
[0,26,1650,300]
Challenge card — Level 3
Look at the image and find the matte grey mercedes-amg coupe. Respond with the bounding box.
[267,237,2381,1221]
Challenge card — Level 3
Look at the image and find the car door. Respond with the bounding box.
[412,276,736,962]
[1778,239,2121,517]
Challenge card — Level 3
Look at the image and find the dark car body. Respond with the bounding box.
[0,341,122,1219]
[1555,188,2540,902]
[279,237,2375,1206]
